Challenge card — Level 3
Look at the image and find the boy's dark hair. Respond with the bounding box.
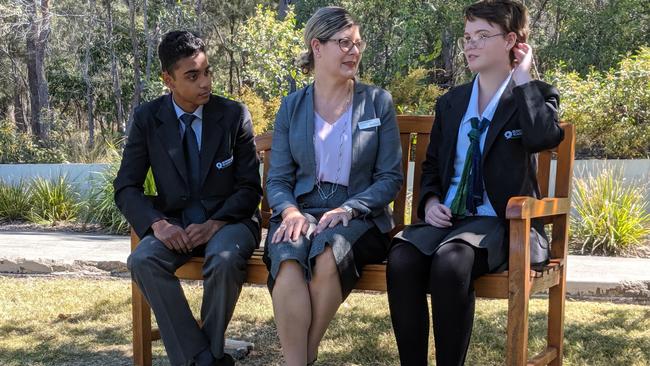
[158,31,205,75]
[464,0,529,64]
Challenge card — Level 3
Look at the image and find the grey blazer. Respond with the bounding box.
[266,82,404,234]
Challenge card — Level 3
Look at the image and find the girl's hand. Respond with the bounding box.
[512,42,533,85]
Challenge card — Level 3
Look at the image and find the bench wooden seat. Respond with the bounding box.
[131,115,575,366]
[167,250,564,297]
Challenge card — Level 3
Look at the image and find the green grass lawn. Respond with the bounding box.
[0,276,648,365]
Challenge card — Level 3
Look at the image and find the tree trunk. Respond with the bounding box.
[440,27,456,88]
[25,0,43,139]
[145,20,159,85]
[143,0,152,84]
[84,0,96,147]
[278,0,295,20]
[10,51,28,133]
[37,0,51,138]
[195,0,202,34]
[24,0,52,141]
[127,0,142,133]
[105,0,125,134]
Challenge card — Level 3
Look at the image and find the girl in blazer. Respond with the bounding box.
[387,1,564,365]
[264,6,403,366]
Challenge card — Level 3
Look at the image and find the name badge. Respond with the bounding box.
[358,118,381,130]
[504,129,523,140]
[215,156,234,170]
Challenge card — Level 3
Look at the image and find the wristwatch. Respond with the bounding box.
[341,205,357,218]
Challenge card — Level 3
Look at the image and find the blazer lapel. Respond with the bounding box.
[198,96,225,188]
[440,83,472,191]
[304,85,316,178]
[155,94,188,187]
[482,79,517,165]
[446,83,473,142]
[350,82,366,178]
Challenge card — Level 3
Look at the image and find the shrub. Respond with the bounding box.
[0,119,63,163]
[570,168,650,256]
[387,68,444,115]
[238,86,281,135]
[236,5,308,100]
[29,175,81,224]
[546,46,650,158]
[0,118,121,164]
[82,147,157,234]
[82,164,129,234]
[0,180,33,221]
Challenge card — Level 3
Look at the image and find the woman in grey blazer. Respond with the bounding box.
[264,7,403,366]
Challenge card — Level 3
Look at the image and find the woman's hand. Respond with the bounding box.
[512,42,533,85]
[271,207,309,244]
[314,207,353,235]
[424,196,453,228]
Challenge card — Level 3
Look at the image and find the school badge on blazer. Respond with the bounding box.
[504,129,523,140]
[215,155,234,170]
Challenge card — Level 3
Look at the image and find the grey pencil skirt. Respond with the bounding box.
[263,183,390,299]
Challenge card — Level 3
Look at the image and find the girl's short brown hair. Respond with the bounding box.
[464,0,529,65]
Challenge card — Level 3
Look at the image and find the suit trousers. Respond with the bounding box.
[127,222,257,366]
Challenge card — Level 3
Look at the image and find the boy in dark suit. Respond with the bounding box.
[386,1,564,365]
[114,31,262,366]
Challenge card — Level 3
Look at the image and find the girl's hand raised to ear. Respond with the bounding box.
[512,42,533,85]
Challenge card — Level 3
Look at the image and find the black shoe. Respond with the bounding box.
[215,353,235,366]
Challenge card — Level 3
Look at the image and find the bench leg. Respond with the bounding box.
[547,267,567,366]
[507,219,531,366]
[506,286,530,366]
[132,280,153,366]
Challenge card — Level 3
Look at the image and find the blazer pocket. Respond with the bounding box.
[357,129,379,151]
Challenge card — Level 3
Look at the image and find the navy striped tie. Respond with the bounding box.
[180,113,205,225]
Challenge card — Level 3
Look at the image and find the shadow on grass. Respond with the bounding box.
[231,309,396,365]
[318,309,396,364]
[563,307,650,364]
[0,347,132,366]
[52,298,133,346]
[0,297,140,365]
[470,303,650,365]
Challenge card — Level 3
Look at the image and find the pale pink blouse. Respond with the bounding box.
[313,105,353,187]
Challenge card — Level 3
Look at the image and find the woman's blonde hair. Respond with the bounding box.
[297,6,359,75]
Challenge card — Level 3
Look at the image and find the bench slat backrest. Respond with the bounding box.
[255,119,575,234]
[535,123,575,200]
[255,115,435,232]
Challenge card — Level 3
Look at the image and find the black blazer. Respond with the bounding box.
[417,79,564,223]
[114,94,262,243]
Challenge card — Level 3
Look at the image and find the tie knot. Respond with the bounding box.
[180,113,196,127]
[470,117,489,132]
[467,129,482,141]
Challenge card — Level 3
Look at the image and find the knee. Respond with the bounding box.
[127,248,153,275]
[387,242,421,278]
[312,246,338,281]
[203,250,246,278]
[274,260,306,291]
[430,243,474,283]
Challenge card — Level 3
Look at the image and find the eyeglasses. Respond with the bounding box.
[323,38,367,53]
[458,33,505,50]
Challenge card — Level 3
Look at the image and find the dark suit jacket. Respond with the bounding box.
[417,79,564,227]
[114,94,262,243]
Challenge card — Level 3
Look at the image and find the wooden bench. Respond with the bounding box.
[131,115,575,366]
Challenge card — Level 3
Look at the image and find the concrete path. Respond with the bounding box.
[1,230,649,300]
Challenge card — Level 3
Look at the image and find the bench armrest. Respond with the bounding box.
[505,197,570,220]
